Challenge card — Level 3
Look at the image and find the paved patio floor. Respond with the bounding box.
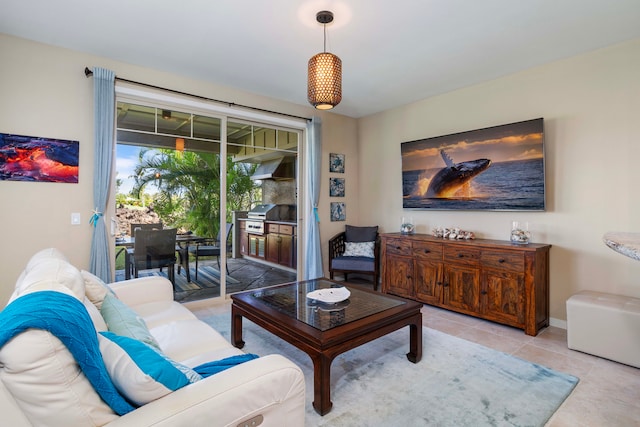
[115,257,297,303]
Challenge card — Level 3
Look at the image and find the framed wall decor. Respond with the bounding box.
[0,132,79,183]
[330,202,346,221]
[401,118,545,211]
[329,153,345,173]
[329,177,345,197]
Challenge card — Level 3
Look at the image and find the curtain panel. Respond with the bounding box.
[89,68,116,282]
[304,116,323,279]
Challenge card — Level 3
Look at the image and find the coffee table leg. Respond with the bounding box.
[231,306,245,348]
[406,313,423,363]
[311,353,333,415]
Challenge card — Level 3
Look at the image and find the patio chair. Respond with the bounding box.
[125,222,164,278]
[329,225,380,291]
[189,223,233,279]
[128,228,178,287]
[129,222,163,237]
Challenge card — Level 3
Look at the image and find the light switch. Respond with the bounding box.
[71,212,81,225]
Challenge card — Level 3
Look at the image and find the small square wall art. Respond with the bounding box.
[330,202,346,221]
[329,153,345,173]
[329,177,345,197]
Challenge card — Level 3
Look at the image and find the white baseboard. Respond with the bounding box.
[549,317,567,329]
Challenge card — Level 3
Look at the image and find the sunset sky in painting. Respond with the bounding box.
[401,119,543,172]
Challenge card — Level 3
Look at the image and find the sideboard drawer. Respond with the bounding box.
[385,238,412,256]
[481,250,524,272]
[412,241,442,260]
[444,245,480,266]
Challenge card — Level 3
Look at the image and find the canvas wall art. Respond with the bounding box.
[329,153,345,173]
[329,177,345,197]
[330,202,346,221]
[0,133,79,183]
[401,118,545,211]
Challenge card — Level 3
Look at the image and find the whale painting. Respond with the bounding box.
[401,118,545,211]
[425,150,491,198]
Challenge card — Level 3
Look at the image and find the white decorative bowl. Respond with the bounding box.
[306,287,351,303]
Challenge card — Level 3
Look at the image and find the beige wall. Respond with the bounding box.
[358,38,640,324]
[3,33,639,324]
[0,34,358,305]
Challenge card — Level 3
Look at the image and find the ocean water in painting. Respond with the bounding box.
[403,158,544,210]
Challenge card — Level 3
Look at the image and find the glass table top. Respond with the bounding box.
[248,279,405,331]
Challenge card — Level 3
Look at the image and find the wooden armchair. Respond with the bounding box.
[329,225,380,291]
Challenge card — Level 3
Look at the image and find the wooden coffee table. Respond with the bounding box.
[231,278,422,415]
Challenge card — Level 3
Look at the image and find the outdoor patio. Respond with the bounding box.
[115,257,297,303]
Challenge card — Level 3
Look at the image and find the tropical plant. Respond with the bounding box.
[131,149,259,237]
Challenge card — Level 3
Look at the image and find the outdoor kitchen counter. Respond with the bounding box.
[264,220,297,226]
[237,219,297,268]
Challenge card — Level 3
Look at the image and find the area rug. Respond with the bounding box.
[202,313,579,427]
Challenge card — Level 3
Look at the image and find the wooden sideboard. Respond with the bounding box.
[381,233,550,335]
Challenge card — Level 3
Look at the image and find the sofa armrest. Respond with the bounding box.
[105,354,305,427]
[108,276,174,307]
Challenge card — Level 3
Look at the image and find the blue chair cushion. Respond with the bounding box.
[190,245,221,257]
[331,256,375,272]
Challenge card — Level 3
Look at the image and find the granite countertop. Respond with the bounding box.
[603,232,640,261]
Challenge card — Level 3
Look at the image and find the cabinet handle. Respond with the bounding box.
[457,253,464,258]
[396,246,401,250]
[498,258,505,263]
[481,290,488,295]
[424,249,431,254]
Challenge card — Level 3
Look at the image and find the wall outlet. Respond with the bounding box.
[71,212,81,225]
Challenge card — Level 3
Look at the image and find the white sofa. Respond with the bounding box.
[0,248,305,427]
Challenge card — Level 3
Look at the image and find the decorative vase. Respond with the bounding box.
[401,216,415,235]
[511,221,531,244]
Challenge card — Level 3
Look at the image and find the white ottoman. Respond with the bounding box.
[566,291,640,368]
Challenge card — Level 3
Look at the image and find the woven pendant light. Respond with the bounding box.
[308,11,342,110]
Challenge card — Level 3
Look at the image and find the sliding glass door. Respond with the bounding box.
[113,93,302,303]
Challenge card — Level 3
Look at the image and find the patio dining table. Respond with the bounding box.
[116,234,205,282]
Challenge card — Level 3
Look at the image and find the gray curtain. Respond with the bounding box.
[304,116,323,279]
[89,67,116,282]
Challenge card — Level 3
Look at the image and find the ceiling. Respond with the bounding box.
[2,0,640,118]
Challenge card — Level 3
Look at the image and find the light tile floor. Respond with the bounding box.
[188,300,640,426]
[420,305,640,427]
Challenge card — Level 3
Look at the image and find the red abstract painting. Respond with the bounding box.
[0,133,79,183]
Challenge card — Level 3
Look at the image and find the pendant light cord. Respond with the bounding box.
[323,24,327,53]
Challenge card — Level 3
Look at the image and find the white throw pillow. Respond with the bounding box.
[82,270,115,310]
[84,297,108,331]
[342,241,375,258]
[98,332,201,406]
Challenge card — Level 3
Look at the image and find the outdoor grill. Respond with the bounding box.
[246,204,295,235]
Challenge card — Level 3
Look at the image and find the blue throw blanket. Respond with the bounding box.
[0,291,258,415]
[0,291,135,415]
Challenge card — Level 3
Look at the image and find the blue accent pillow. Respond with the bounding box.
[98,331,201,406]
[100,293,161,350]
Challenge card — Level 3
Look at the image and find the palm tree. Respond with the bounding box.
[131,149,259,238]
